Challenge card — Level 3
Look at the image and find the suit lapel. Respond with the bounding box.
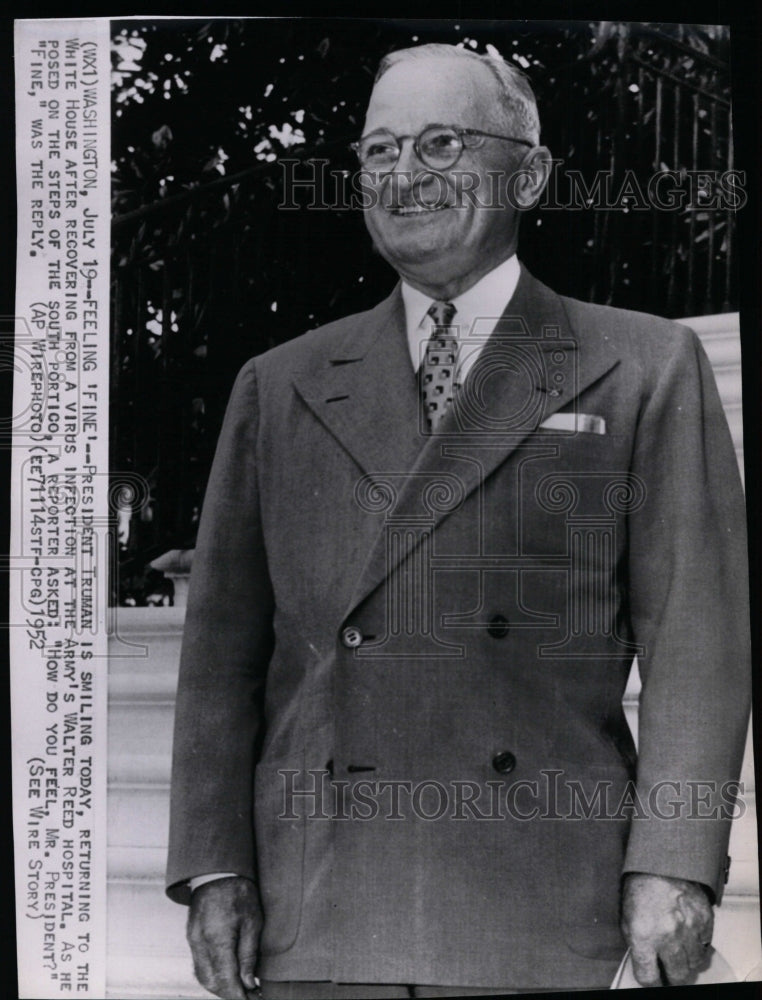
[344,265,622,614]
[292,286,426,477]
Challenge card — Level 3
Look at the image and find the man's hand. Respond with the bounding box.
[187,875,263,999]
[621,873,714,986]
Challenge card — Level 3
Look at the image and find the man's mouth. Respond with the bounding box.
[389,204,450,216]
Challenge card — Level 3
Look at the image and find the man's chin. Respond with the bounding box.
[374,241,453,272]
[369,219,464,267]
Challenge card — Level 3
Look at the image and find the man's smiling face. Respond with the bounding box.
[361,55,526,296]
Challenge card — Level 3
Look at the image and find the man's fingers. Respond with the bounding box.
[677,914,713,971]
[658,940,691,984]
[188,911,247,999]
[237,915,261,991]
[629,943,662,988]
[211,927,249,999]
[191,932,248,1000]
[682,932,711,971]
[622,873,718,987]
[679,890,714,942]
[676,885,714,970]
[186,877,262,999]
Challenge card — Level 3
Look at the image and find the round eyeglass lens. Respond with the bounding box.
[418,126,462,167]
[359,132,400,169]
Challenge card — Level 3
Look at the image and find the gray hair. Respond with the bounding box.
[374,43,540,146]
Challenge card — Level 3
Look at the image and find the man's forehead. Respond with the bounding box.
[364,55,500,130]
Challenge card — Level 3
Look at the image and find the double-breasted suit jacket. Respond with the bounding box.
[167,266,750,990]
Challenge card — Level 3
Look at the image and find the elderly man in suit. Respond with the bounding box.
[166,43,750,998]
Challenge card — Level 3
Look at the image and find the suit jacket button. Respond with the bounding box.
[341,626,363,648]
[492,751,517,774]
[487,614,509,638]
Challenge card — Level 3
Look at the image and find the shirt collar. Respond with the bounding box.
[401,255,520,369]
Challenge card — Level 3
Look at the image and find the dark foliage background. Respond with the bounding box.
[109,18,735,604]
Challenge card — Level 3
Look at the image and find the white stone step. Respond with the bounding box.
[108,881,190,958]
[106,955,207,999]
[712,895,762,982]
[109,783,170,848]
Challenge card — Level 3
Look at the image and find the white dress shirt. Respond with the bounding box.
[401,253,520,382]
[189,256,521,894]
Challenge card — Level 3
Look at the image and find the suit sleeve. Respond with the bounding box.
[166,359,274,905]
[622,325,751,903]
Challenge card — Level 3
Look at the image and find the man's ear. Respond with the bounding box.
[510,146,552,210]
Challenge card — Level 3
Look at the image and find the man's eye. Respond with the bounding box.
[422,133,460,155]
[430,134,457,147]
[366,142,397,158]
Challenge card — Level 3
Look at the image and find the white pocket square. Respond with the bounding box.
[539,413,606,434]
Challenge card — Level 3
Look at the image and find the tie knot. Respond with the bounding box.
[427,300,456,328]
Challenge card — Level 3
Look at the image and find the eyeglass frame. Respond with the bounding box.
[350,123,535,171]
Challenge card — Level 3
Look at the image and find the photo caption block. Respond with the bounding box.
[12,19,110,1000]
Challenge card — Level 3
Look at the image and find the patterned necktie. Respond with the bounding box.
[420,301,458,431]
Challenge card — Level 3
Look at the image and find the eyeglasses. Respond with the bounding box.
[350,123,534,171]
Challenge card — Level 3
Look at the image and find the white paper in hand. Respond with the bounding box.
[610,947,737,988]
